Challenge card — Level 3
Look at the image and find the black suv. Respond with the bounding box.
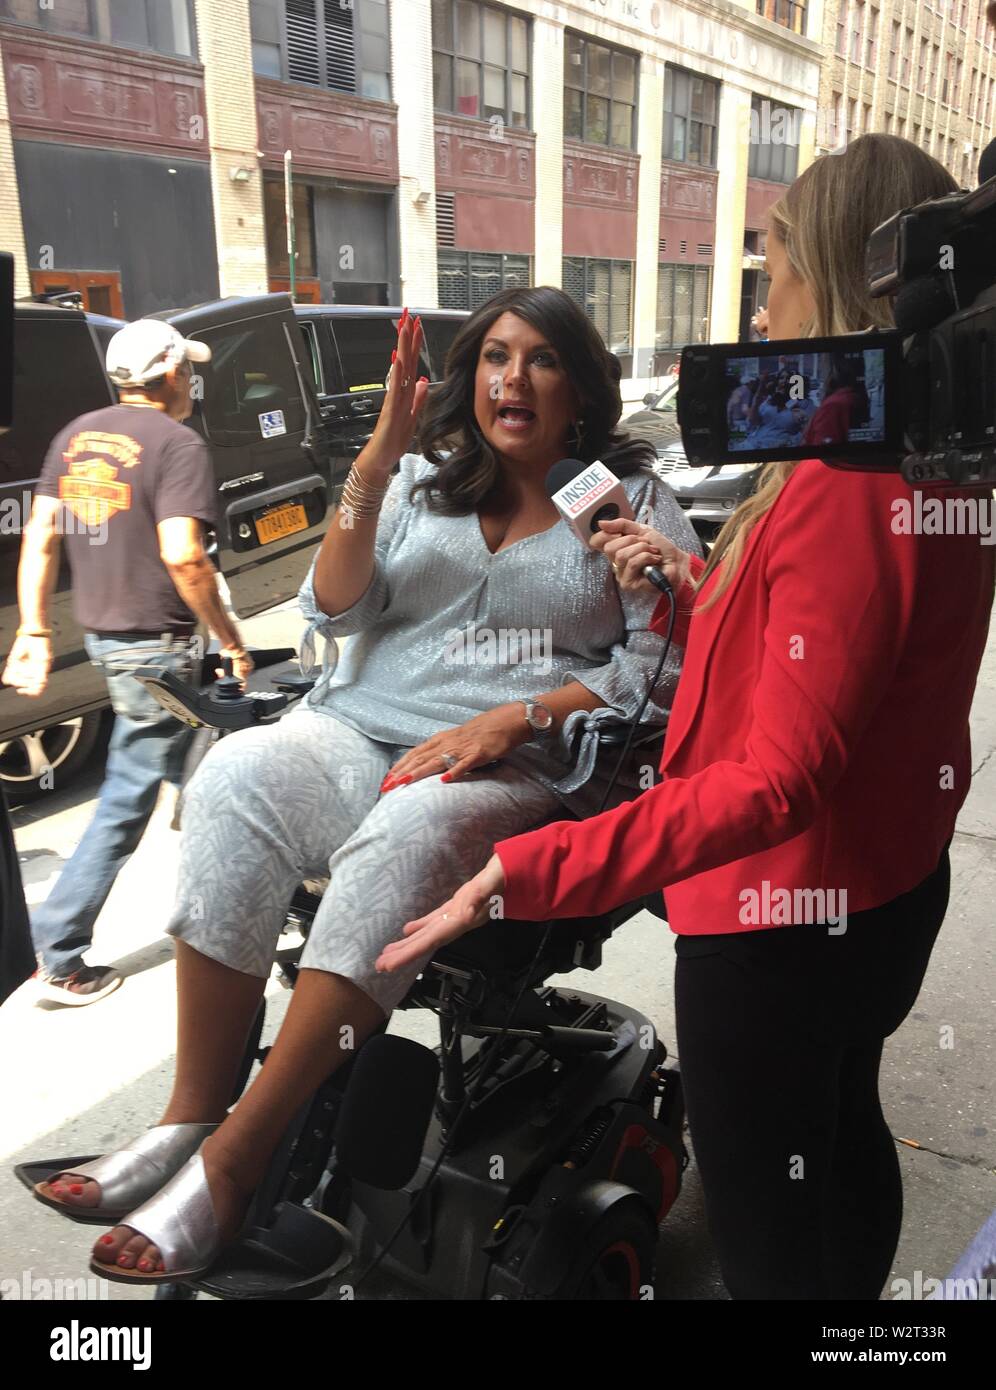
[0,296,466,797]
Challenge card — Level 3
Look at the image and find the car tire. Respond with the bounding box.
[0,710,107,803]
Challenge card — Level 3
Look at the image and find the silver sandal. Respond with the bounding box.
[33,1123,217,1226]
[89,1153,224,1284]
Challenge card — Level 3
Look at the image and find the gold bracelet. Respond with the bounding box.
[17,626,51,638]
[340,466,390,518]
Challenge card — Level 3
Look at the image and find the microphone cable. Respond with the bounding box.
[352,582,678,1294]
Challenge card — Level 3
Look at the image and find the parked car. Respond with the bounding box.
[624,377,762,545]
[0,296,468,798]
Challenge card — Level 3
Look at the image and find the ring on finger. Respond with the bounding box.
[439,752,458,770]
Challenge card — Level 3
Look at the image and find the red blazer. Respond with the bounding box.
[495,459,996,933]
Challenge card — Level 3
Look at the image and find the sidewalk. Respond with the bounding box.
[1,602,993,1301]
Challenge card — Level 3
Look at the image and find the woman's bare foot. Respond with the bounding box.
[90,1136,253,1275]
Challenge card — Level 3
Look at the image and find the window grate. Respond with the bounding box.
[436,192,456,247]
[286,0,322,85]
[323,0,356,93]
[679,239,688,256]
[697,243,713,257]
[658,237,667,256]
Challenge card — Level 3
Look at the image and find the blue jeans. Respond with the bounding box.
[31,633,199,979]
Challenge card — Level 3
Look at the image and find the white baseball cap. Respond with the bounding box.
[105,319,212,388]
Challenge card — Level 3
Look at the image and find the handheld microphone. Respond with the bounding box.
[545,457,674,597]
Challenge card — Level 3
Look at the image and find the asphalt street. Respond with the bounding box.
[1,594,993,1304]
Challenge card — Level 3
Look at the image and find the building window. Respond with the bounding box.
[865,5,878,67]
[932,44,941,99]
[835,0,846,56]
[663,65,719,166]
[437,250,531,310]
[849,2,864,64]
[656,264,711,352]
[562,257,633,357]
[748,96,801,182]
[0,0,197,57]
[755,0,807,34]
[431,0,529,128]
[249,0,391,100]
[888,20,900,79]
[918,38,928,92]
[564,31,638,149]
[902,26,913,84]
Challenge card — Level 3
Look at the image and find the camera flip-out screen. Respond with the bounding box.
[679,333,905,468]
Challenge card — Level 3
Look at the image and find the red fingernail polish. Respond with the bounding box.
[400,306,408,324]
[380,777,395,793]
[395,775,412,786]
[440,773,452,783]
[417,375,428,384]
[69,1184,83,1195]
[101,1235,114,1245]
[391,348,397,363]
[413,314,421,330]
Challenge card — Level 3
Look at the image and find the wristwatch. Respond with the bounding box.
[523,699,555,736]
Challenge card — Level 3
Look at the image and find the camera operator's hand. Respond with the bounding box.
[591,517,692,594]
[1,633,52,697]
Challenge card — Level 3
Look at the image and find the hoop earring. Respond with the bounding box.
[570,417,585,454]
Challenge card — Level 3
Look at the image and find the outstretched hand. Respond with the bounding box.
[375,854,506,974]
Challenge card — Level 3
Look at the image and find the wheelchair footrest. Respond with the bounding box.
[187,1201,352,1301]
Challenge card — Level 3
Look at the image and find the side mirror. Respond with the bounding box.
[642,392,657,406]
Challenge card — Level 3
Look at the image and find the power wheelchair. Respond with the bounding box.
[17,649,686,1301]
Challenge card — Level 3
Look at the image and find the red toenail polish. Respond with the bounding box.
[101,1235,114,1245]
[69,1184,83,1194]
[138,1260,149,1270]
[117,1256,129,1266]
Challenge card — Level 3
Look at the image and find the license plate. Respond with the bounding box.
[255,502,308,545]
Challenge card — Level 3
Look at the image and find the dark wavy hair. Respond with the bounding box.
[410,285,659,513]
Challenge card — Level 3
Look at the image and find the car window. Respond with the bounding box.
[421,318,463,381]
[298,322,323,393]
[330,316,429,393]
[195,314,306,447]
[653,382,679,412]
[0,317,111,485]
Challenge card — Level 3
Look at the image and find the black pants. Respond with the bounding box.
[674,842,951,1300]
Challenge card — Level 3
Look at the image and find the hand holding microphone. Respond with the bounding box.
[590,517,692,594]
[545,457,686,598]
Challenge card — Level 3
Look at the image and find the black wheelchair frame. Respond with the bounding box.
[19,651,687,1301]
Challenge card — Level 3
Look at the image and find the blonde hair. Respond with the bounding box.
[693,135,957,611]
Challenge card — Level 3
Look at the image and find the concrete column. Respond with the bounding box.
[194,0,268,297]
[0,41,30,298]
[711,82,752,343]
[391,0,437,307]
[532,17,564,289]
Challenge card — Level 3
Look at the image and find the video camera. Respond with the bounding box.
[677,170,996,490]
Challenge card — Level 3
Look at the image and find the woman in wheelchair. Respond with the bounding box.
[34,287,701,1282]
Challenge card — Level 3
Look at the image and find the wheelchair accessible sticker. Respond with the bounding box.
[259,410,287,439]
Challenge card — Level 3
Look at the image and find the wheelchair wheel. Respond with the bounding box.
[537,1203,658,1301]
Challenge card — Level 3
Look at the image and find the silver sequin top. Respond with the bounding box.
[298,452,703,814]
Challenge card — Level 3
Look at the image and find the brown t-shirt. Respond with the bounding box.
[35,404,217,633]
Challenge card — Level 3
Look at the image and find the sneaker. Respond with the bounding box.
[35,965,124,1008]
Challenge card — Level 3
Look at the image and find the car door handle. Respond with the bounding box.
[349,398,375,413]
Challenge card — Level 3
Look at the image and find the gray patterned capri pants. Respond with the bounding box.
[164,705,562,1013]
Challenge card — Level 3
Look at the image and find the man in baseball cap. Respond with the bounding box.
[2,317,252,1005]
[104,318,213,387]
